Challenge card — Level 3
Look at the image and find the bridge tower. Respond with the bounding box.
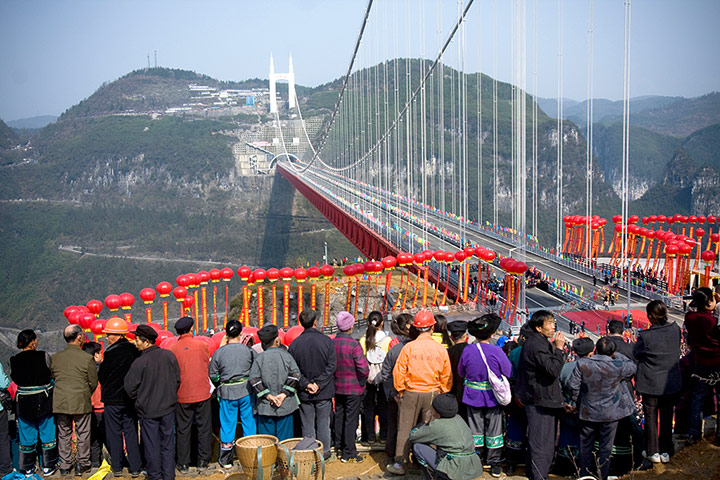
[269,53,297,113]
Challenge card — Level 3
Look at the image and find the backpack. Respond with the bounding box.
[365,334,389,385]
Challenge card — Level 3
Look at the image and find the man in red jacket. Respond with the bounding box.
[170,317,213,473]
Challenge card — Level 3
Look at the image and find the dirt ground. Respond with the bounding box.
[174,436,720,480]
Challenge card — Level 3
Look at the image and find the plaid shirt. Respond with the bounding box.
[333,333,369,395]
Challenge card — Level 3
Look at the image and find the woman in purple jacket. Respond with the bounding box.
[458,314,512,478]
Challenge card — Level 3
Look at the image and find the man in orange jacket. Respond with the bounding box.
[387,310,452,476]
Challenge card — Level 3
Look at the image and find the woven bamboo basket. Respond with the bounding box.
[234,434,278,480]
[276,438,325,480]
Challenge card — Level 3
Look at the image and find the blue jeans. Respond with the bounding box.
[219,396,256,443]
[689,372,720,437]
[257,414,294,442]
[17,415,56,449]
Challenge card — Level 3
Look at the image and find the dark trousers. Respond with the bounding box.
[333,394,363,459]
[689,371,720,438]
[0,410,11,476]
[140,412,175,480]
[104,404,142,473]
[385,398,399,458]
[579,420,619,480]
[525,405,558,480]
[299,399,333,457]
[642,394,675,455]
[362,383,387,442]
[413,443,450,480]
[176,399,212,466]
[89,411,105,468]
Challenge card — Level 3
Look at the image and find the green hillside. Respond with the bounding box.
[681,123,720,171]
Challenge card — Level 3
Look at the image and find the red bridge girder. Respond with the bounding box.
[277,165,459,301]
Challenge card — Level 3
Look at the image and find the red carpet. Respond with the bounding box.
[563,309,649,335]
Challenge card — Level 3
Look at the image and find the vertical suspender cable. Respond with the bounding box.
[585,0,594,258]
[556,0,564,254]
[492,0,498,227]
[622,0,632,316]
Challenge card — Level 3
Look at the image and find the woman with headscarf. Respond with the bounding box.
[359,311,391,445]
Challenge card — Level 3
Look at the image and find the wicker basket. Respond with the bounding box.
[234,434,278,480]
[276,438,325,480]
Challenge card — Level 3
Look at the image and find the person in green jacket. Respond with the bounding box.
[409,393,483,480]
[50,325,98,476]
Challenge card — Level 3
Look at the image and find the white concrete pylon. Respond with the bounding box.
[269,54,296,113]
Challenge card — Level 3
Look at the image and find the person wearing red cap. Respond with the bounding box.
[388,309,452,475]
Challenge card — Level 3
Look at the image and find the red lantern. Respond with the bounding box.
[280,267,295,280]
[708,215,717,224]
[649,215,658,223]
[657,215,667,223]
[443,251,455,263]
[642,217,649,225]
[712,233,720,243]
[237,266,252,281]
[320,264,335,277]
[176,275,190,287]
[119,293,135,310]
[90,319,106,335]
[433,251,445,262]
[79,313,95,330]
[698,216,706,224]
[513,261,528,275]
[253,269,267,282]
[628,215,639,224]
[343,265,356,277]
[173,287,187,301]
[86,300,103,316]
[464,246,475,258]
[266,268,280,282]
[382,256,397,270]
[397,253,413,266]
[182,296,194,309]
[689,215,698,224]
[156,282,173,296]
[68,311,83,325]
[455,251,466,262]
[485,250,497,262]
[220,268,234,281]
[198,271,211,284]
[104,295,122,312]
[294,268,308,282]
[307,266,321,280]
[701,250,716,263]
[413,253,425,264]
[140,288,156,304]
[696,228,705,238]
[186,273,199,287]
[64,306,79,320]
[665,245,679,255]
[209,269,221,282]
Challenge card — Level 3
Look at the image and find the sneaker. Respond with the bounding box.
[42,466,57,476]
[642,451,661,463]
[130,471,141,478]
[659,453,670,464]
[177,464,189,474]
[491,465,502,477]
[341,455,363,463]
[386,462,406,475]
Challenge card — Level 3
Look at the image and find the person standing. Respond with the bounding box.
[10,329,56,476]
[458,314,512,478]
[446,320,469,418]
[606,320,635,360]
[51,325,98,476]
[208,320,256,469]
[98,317,142,477]
[388,309,452,476]
[124,325,181,480]
[634,300,682,464]
[568,337,637,480]
[333,311,369,463]
[249,324,301,441]
[684,287,720,445]
[516,310,566,480]
[288,310,337,460]
[0,363,13,477]
[359,311,391,445]
[380,313,414,464]
[170,317,213,473]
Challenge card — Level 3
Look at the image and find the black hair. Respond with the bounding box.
[595,336,616,356]
[365,311,384,352]
[502,340,518,357]
[299,309,317,329]
[408,325,420,341]
[450,329,466,342]
[607,320,625,335]
[64,325,83,343]
[646,300,669,326]
[135,333,155,345]
[17,329,37,350]
[690,287,714,312]
[82,341,102,357]
[527,310,554,331]
[468,314,501,341]
[433,314,452,346]
[391,313,412,336]
[225,319,243,338]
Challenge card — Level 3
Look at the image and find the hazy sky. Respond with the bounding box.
[1,0,718,121]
